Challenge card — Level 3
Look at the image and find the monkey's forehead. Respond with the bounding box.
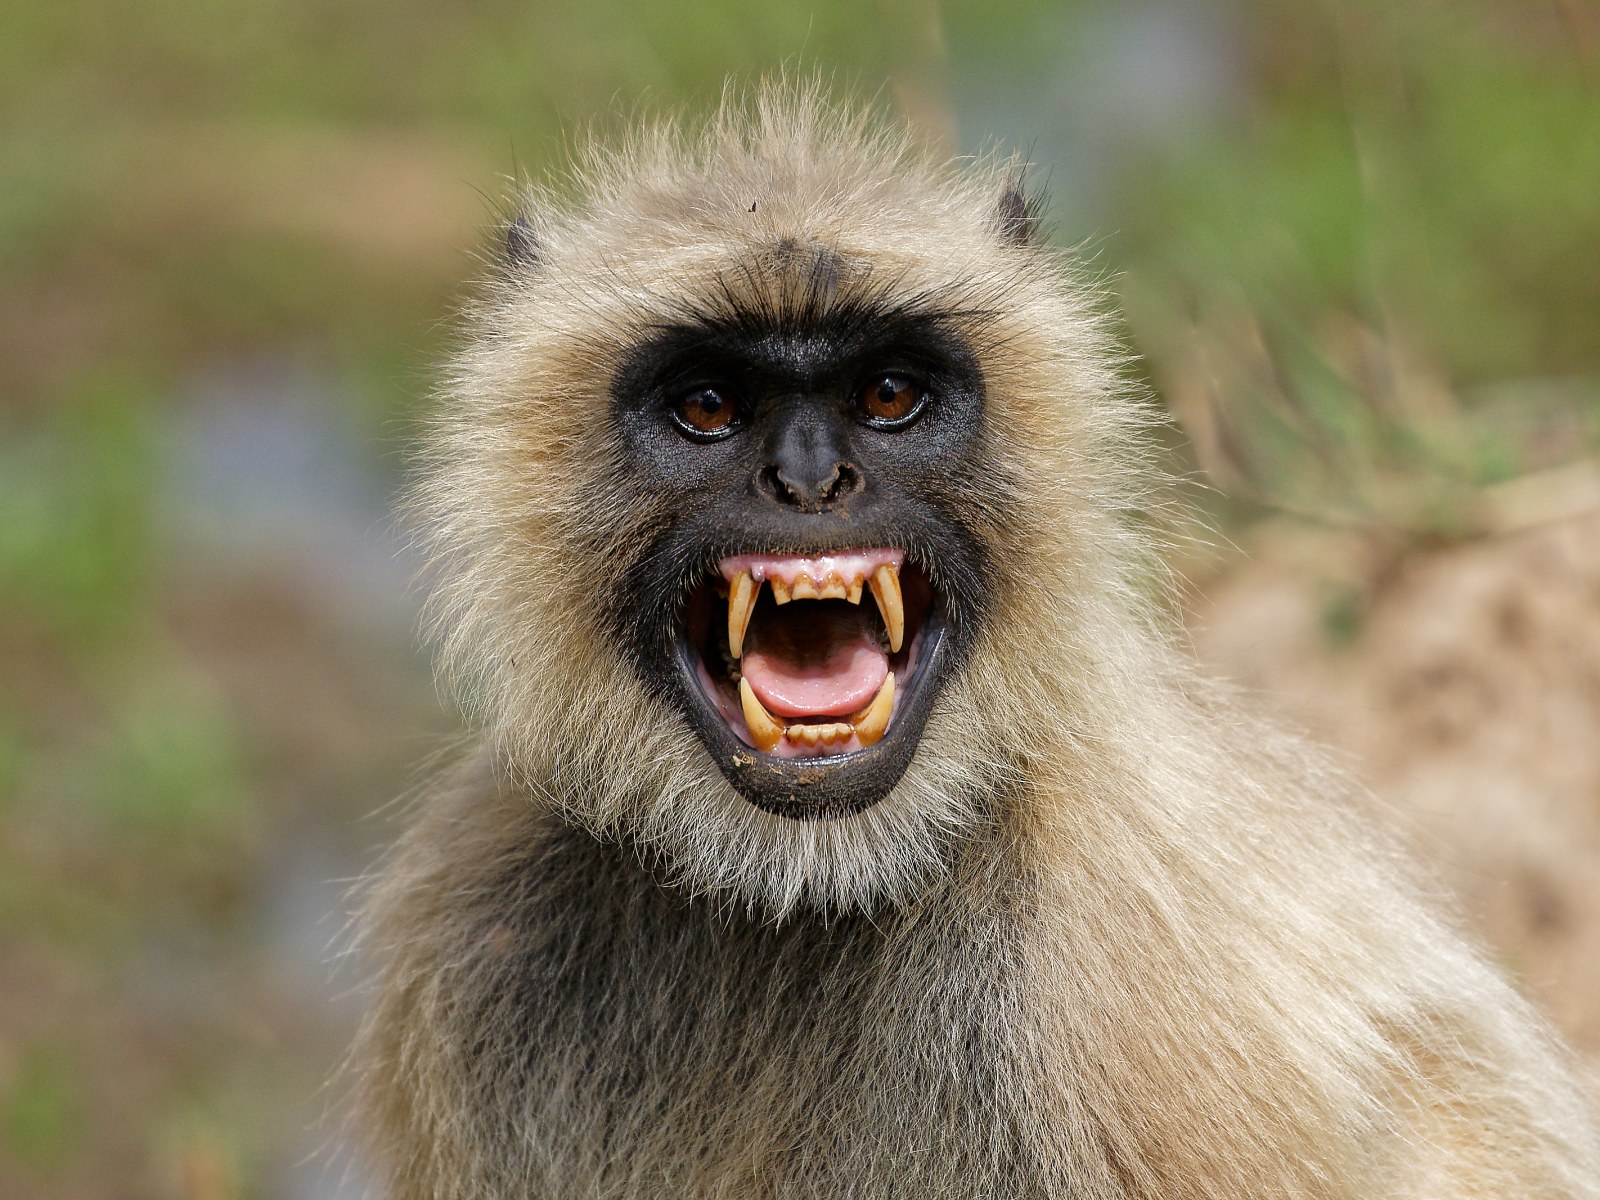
[501,196,1065,358]
[488,234,1066,397]
[537,188,1022,295]
[470,91,1112,403]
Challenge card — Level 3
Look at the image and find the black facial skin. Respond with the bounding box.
[606,276,996,819]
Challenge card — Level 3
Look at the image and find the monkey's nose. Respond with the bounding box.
[756,408,865,512]
[757,459,863,511]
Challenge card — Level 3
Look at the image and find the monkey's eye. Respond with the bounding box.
[855,374,927,429]
[670,387,740,439]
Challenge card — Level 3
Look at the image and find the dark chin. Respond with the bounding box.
[672,612,952,820]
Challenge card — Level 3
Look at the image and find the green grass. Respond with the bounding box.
[1116,2,1600,531]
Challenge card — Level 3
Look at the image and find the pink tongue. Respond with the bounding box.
[741,605,888,718]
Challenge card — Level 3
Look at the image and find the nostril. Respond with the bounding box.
[756,464,794,503]
[823,462,861,502]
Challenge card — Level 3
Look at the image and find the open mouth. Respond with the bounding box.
[678,548,943,777]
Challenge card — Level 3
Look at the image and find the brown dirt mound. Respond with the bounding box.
[1189,510,1600,1079]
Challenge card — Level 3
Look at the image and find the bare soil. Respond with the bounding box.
[1188,509,1600,1082]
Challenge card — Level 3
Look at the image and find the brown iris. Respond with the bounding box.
[673,387,738,436]
[857,374,924,425]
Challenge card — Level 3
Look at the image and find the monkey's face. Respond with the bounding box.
[423,112,1134,906]
[608,294,996,819]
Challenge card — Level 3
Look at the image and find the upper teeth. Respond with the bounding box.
[726,561,905,659]
[727,570,758,658]
[868,563,904,653]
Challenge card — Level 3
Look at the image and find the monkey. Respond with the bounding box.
[350,84,1600,1198]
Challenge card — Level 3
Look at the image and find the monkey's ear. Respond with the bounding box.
[995,185,1043,247]
[504,212,542,268]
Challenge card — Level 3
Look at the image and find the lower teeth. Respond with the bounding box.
[735,672,896,753]
[786,722,852,746]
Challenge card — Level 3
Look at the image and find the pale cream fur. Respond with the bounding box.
[353,83,1600,1197]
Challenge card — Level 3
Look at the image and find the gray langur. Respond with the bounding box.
[351,86,1600,1197]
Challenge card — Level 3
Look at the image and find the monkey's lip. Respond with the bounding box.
[674,548,947,819]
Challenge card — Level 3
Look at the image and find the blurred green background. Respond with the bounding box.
[2,0,1597,1195]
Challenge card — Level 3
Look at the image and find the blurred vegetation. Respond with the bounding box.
[1,0,1596,1195]
[1115,2,1600,534]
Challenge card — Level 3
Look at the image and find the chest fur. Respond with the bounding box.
[446,828,1081,1197]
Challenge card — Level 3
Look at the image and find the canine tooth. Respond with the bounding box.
[851,673,895,747]
[739,679,784,753]
[727,571,758,658]
[771,578,792,605]
[868,564,904,653]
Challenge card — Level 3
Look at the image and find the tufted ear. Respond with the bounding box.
[504,212,542,267]
[995,184,1043,247]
